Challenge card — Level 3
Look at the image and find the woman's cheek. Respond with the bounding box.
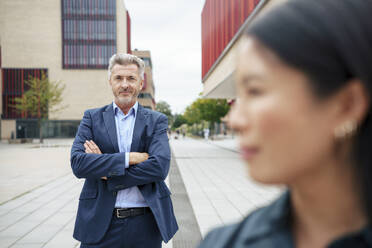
[253,97,291,139]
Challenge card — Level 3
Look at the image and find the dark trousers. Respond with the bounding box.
[80,211,162,248]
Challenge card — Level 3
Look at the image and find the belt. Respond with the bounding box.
[114,207,150,219]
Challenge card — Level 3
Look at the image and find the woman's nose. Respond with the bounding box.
[228,100,247,133]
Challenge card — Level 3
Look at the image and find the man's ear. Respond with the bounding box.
[333,79,370,126]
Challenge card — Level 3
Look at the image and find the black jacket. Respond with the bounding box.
[198,192,372,248]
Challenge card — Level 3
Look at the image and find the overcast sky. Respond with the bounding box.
[124,0,205,114]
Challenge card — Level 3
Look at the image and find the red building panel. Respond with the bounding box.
[202,0,261,79]
[2,68,47,119]
[142,73,147,90]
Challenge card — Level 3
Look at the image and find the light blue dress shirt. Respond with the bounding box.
[113,101,148,208]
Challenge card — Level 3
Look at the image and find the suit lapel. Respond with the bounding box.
[131,104,147,152]
[103,104,119,153]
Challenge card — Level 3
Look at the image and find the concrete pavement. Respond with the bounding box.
[0,140,81,248]
[0,140,73,204]
[170,137,281,238]
[0,137,281,247]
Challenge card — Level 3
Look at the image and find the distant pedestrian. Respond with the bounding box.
[203,128,209,140]
[70,53,178,248]
[199,0,372,247]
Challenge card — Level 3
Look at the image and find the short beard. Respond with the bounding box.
[116,95,136,106]
[115,91,139,108]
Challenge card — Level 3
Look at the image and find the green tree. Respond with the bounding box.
[183,98,230,124]
[156,100,173,123]
[172,114,188,129]
[13,72,66,143]
[183,103,201,125]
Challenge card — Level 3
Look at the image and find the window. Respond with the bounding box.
[138,93,153,99]
[62,0,117,69]
[2,68,48,119]
[16,119,80,138]
[142,58,152,68]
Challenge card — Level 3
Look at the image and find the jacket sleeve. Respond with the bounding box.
[70,110,126,180]
[106,114,170,191]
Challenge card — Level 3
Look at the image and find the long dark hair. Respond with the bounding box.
[246,0,372,223]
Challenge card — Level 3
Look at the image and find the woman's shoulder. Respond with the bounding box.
[198,192,290,248]
[198,221,242,248]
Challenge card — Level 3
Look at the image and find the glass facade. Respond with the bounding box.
[62,0,117,69]
[16,119,80,139]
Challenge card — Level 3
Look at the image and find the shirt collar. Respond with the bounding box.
[112,101,138,118]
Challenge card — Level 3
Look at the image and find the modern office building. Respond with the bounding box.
[0,0,131,139]
[202,0,287,99]
[132,50,156,110]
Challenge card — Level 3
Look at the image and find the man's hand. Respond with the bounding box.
[129,152,149,165]
[84,140,102,154]
[84,140,107,180]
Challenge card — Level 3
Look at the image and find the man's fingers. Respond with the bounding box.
[86,140,95,150]
[84,143,93,153]
[143,153,149,160]
[84,140,101,154]
[90,140,98,146]
[88,140,102,154]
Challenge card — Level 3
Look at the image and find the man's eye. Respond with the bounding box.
[246,88,262,96]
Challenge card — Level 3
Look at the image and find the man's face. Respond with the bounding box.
[109,63,143,107]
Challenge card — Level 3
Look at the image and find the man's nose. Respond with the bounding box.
[120,78,129,87]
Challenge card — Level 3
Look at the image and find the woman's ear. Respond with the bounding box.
[333,79,370,127]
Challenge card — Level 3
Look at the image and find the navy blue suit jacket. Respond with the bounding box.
[70,103,178,244]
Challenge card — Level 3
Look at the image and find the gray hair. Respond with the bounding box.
[108,53,145,80]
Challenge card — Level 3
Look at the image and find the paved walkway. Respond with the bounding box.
[0,140,73,204]
[0,140,81,248]
[170,138,281,238]
[0,138,281,247]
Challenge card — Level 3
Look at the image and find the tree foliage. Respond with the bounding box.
[155,100,172,122]
[13,72,66,141]
[183,98,230,124]
[172,114,188,129]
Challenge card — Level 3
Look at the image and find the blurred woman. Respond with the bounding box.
[198,0,372,247]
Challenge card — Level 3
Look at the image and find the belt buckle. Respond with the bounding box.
[116,208,129,218]
[116,208,121,218]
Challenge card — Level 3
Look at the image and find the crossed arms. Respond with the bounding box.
[70,110,171,191]
[84,140,148,180]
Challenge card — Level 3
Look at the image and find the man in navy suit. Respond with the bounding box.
[70,53,178,248]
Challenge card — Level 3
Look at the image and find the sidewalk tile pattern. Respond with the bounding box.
[170,138,281,238]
